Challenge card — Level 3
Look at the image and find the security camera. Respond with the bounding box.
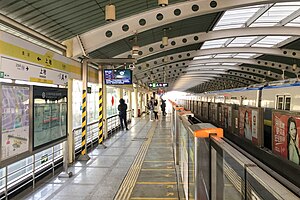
[129,63,135,70]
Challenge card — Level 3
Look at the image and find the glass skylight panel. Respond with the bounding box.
[251,43,274,47]
[213,6,263,31]
[193,55,213,60]
[201,38,229,49]
[286,16,300,27]
[214,54,234,58]
[252,36,291,47]
[251,4,300,27]
[221,63,238,66]
[234,53,257,58]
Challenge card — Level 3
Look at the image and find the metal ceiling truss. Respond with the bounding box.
[228,71,264,83]
[188,79,246,93]
[220,74,256,85]
[116,26,300,59]
[71,0,295,58]
[134,51,194,74]
[194,47,300,59]
[189,58,298,74]
[135,61,188,78]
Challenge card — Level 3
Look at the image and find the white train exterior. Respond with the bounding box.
[192,79,300,111]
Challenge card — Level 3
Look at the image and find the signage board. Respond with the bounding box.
[1,56,68,85]
[148,82,168,88]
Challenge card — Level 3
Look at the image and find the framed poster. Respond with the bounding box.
[33,86,67,150]
[239,106,263,146]
[272,110,300,165]
[1,84,30,160]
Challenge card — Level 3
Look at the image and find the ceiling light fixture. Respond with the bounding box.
[105,1,116,21]
[131,34,139,56]
[158,0,168,7]
[162,28,169,46]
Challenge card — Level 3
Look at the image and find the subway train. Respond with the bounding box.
[178,78,300,154]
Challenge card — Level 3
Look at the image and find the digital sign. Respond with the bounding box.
[148,83,168,88]
[104,69,132,85]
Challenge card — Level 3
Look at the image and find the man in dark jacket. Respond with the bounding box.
[118,98,129,130]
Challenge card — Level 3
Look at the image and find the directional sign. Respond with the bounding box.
[0,71,4,78]
[1,56,68,85]
[148,82,168,88]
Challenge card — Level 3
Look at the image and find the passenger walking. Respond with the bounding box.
[161,99,166,116]
[118,98,129,130]
[153,99,159,120]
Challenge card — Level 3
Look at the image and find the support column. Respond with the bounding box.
[134,87,138,118]
[118,88,124,99]
[67,79,74,163]
[128,89,132,118]
[98,66,106,148]
[139,92,143,116]
[78,58,90,161]
[144,93,148,113]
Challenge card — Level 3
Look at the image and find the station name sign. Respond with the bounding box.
[148,82,168,88]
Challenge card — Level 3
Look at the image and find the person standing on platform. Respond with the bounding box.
[118,98,129,130]
[161,99,166,116]
[148,97,154,121]
[153,99,159,120]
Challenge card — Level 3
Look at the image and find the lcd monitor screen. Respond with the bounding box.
[104,69,132,85]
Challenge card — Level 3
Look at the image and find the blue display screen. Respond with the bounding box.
[104,69,132,85]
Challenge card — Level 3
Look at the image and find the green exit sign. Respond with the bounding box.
[0,71,4,78]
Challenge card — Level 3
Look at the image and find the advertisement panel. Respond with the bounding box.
[1,84,30,160]
[239,107,261,145]
[33,86,67,150]
[272,111,300,165]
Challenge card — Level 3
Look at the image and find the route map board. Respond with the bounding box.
[33,86,67,150]
[1,84,30,160]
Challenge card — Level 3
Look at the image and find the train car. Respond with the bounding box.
[261,79,300,111]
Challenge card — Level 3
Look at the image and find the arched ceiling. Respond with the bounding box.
[1,0,300,93]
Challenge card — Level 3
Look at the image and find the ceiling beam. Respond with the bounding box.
[70,0,294,58]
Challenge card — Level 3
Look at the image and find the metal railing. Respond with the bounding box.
[0,143,63,200]
[73,110,133,155]
[171,107,299,200]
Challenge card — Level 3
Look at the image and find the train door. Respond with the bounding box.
[276,95,291,111]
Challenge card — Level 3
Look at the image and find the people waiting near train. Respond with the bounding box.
[147,97,154,121]
[287,117,300,164]
[118,98,129,130]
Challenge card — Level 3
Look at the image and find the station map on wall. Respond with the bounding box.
[1,85,30,160]
[33,86,67,149]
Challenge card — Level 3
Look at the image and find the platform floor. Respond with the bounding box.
[15,115,180,200]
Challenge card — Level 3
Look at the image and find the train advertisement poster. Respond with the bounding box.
[1,84,30,160]
[239,106,262,146]
[222,105,232,132]
[33,86,67,150]
[272,111,300,165]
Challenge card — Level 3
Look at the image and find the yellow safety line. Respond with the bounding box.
[141,169,174,171]
[136,182,177,185]
[143,161,174,163]
[130,198,178,200]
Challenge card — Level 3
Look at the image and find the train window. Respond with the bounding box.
[285,96,291,111]
[276,95,291,110]
[276,96,284,110]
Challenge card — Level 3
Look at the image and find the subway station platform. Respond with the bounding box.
[14,116,180,200]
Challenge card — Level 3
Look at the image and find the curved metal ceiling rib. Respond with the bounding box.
[116,26,300,59]
[71,0,293,57]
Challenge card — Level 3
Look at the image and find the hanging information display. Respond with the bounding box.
[33,86,67,150]
[1,84,30,160]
